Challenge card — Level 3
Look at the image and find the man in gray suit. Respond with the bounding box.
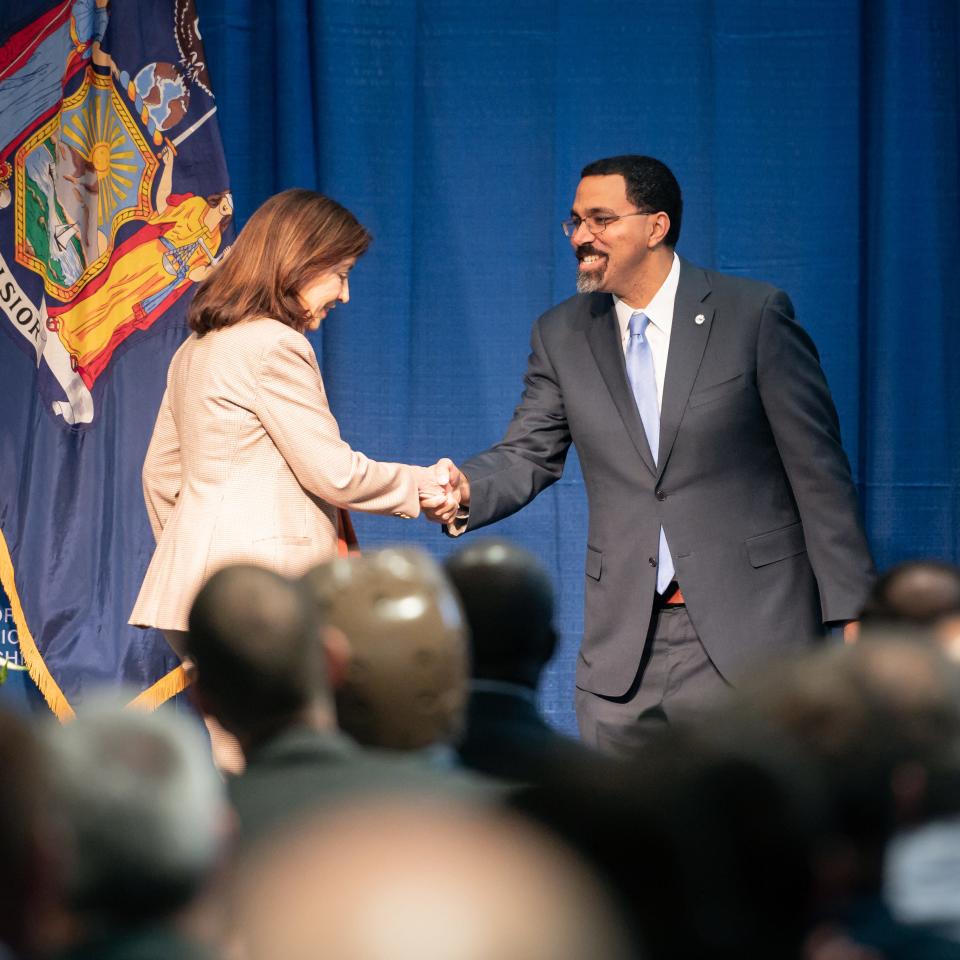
[430,155,876,754]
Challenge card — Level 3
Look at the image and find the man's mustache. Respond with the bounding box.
[576,243,604,261]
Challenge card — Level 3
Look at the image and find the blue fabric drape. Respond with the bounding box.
[198,0,959,733]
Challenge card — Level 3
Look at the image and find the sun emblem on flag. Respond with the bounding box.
[64,93,141,227]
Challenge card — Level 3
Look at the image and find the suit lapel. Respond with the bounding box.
[657,259,714,481]
[585,296,657,475]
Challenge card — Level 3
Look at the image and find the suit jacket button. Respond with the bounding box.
[648,557,657,567]
[656,489,667,501]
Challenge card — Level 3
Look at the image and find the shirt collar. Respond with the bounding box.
[470,679,538,704]
[614,252,681,339]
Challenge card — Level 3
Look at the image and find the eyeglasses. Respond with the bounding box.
[560,211,653,238]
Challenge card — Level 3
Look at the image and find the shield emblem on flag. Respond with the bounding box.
[15,67,159,301]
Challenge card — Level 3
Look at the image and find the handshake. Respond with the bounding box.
[416,458,470,526]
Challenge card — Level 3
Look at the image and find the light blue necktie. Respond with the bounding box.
[626,311,675,594]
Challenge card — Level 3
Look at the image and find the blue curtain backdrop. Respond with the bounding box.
[197,0,959,733]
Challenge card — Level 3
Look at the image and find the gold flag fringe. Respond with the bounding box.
[127,665,190,710]
[0,528,75,721]
[0,528,189,718]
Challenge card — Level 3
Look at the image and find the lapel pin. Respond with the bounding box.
[694,313,706,325]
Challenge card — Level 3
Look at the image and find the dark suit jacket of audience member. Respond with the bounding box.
[841,897,960,959]
[55,924,213,960]
[457,686,599,784]
[230,726,501,844]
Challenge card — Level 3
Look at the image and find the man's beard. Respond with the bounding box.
[575,243,606,293]
[576,270,604,293]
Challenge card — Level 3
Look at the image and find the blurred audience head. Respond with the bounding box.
[861,560,960,625]
[236,797,637,960]
[511,719,824,960]
[738,640,960,888]
[0,707,59,959]
[186,564,331,746]
[444,538,556,688]
[301,547,469,751]
[859,560,960,660]
[41,696,226,932]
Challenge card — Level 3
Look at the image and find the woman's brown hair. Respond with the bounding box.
[188,189,371,335]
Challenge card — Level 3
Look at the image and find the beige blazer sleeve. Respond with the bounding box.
[253,329,421,517]
[142,385,182,541]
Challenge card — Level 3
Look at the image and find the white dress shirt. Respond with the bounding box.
[613,252,681,408]
[449,254,681,535]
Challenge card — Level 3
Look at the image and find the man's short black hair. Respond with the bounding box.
[187,565,326,735]
[580,155,683,248]
[444,539,556,688]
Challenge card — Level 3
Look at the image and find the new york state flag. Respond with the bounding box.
[0,0,232,716]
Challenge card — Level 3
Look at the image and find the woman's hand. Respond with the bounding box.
[417,458,464,525]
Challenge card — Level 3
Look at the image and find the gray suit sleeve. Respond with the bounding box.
[756,290,876,622]
[460,317,572,531]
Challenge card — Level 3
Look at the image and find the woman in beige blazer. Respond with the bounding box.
[130,189,455,650]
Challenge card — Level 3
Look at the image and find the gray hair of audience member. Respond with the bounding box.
[860,560,960,629]
[186,564,328,738]
[236,797,639,960]
[444,539,556,687]
[41,696,225,927]
[302,548,469,751]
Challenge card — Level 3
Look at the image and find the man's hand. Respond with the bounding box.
[417,458,467,525]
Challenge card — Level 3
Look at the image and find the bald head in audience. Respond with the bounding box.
[237,798,638,960]
[302,548,469,752]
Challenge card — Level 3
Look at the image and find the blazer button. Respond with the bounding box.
[648,557,657,567]
[656,489,667,501]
